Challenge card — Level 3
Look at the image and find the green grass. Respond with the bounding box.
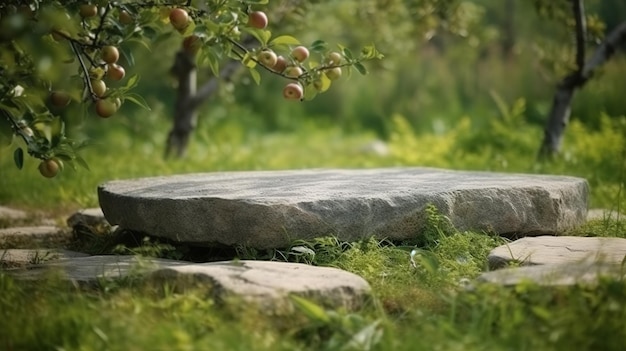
[1,108,624,211]
[2,219,626,351]
[1,69,625,351]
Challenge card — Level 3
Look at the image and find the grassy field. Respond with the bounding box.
[1,212,625,350]
[1,38,626,351]
[1,105,626,350]
[1,0,626,348]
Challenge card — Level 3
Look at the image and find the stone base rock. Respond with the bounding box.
[150,260,370,309]
[0,249,89,268]
[7,255,370,310]
[0,206,27,222]
[488,236,626,268]
[7,255,185,281]
[478,262,625,286]
[0,226,71,249]
[98,168,589,249]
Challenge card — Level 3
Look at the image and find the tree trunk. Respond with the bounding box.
[538,0,626,158]
[502,0,516,59]
[165,51,196,158]
[165,51,241,158]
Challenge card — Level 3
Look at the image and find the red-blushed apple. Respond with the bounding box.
[169,8,189,30]
[95,98,118,118]
[258,50,278,67]
[325,67,342,80]
[38,158,62,178]
[79,4,98,18]
[327,51,342,65]
[272,55,288,73]
[247,11,268,29]
[106,63,125,81]
[119,10,133,25]
[91,79,107,97]
[284,66,303,78]
[283,83,303,100]
[50,91,71,107]
[291,46,309,62]
[101,46,119,64]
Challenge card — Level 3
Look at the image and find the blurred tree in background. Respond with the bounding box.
[1,0,625,176]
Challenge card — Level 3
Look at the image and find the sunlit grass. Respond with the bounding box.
[0,58,625,351]
[2,109,624,212]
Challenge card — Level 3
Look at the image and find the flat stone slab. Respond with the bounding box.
[0,249,89,268]
[0,206,27,222]
[7,255,185,281]
[488,236,626,268]
[7,255,370,309]
[0,226,71,249]
[150,260,370,309]
[478,262,625,286]
[98,168,589,249]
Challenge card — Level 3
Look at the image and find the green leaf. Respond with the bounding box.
[269,35,300,46]
[124,74,140,91]
[244,0,269,3]
[414,251,440,274]
[310,40,328,52]
[74,155,90,171]
[289,295,330,324]
[127,37,151,52]
[303,83,318,101]
[345,320,383,350]
[13,148,23,170]
[203,49,221,77]
[248,67,261,85]
[354,62,368,75]
[124,93,151,111]
[242,27,271,47]
[360,44,384,59]
[241,52,257,68]
[343,47,353,60]
[50,118,64,148]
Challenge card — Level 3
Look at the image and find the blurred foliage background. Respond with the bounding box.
[1,0,625,211]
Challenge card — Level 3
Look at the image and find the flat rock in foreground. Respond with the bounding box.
[8,256,370,309]
[478,262,624,286]
[0,249,88,268]
[488,236,626,269]
[150,260,370,309]
[0,226,71,249]
[98,168,589,249]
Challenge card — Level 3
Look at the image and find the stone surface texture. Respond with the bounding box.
[488,236,626,268]
[0,226,70,249]
[0,206,27,220]
[150,260,371,309]
[478,262,624,286]
[9,255,186,281]
[7,255,370,309]
[0,249,89,267]
[99,168,589,249]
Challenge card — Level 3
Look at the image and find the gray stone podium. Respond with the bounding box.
[98,168,588,249]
